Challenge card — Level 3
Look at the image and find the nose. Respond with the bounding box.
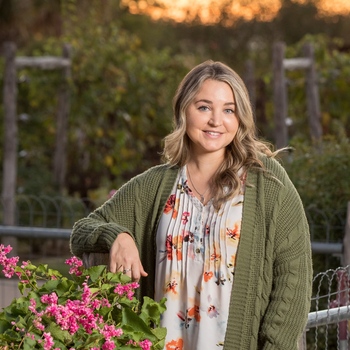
[208,111,222,127]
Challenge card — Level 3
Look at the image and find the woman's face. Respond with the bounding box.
[185,79,239,158]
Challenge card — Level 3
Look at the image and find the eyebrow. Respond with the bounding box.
[195,98,236,106]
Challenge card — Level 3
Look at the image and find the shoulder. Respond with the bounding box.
[257,155,306,216]
[246,154,301,210]
[258,154,292,188]
[133,164,179,183]
[118,164,179,195]
[113,164,179,202]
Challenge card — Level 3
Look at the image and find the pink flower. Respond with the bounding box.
[0,245,19,278]
[0,245,165,349]
[101,324,123,338]
[139,339,153,350]
[65,256,83,276]
[113,282,139,300]
[102,339,116,350]
[41,293,58,305]
[42,332,54,350]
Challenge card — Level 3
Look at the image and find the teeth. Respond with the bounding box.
[206,131,220,136]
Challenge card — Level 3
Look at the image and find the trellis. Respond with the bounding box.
[273,41,323,148]
[1,41,71,252]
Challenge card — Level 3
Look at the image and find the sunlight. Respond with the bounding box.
[317,0,350,16]
[121,0,350,24]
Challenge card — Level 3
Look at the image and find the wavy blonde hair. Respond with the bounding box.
[162,60,276,209]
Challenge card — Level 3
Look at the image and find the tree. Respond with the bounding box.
[0,0,192,200]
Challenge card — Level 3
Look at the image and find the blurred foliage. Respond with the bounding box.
[285,136,350,216]
[0,4,349,348]
[59,2,189,196]
[283,34,350,141]
[0,0,349,215]
[1,0,193,198]
[283,135,349,284]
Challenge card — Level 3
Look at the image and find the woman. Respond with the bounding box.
[70,60,312,349]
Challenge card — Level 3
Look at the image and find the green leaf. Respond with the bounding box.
[106,271,130,284]
[46,321,72,343]
[86,265,107,282]
[121,307,156,341]
[22,335,37,349]
[151,327,167,340]
[140,296,167,327]
[0,318,12,333]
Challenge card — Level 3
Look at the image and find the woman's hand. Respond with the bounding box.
[109,232,148,282]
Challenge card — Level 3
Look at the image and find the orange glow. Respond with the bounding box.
[317,0,350,16]
[121,0,350,24]
[122,0,280,23]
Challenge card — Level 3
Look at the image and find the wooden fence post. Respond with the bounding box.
[303,43,323,145]
[244,59,256,120]
[1,42,18,254]
[53,43,72,193]
[273,42,288,149]
[342,202,350,267]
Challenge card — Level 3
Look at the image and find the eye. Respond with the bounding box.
[198,105,210,111]
[224,108,235,114]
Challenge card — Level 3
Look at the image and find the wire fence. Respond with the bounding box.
[0,196,349,348]
[0,196,347,271]
[303,265,350,350]
[0,195,347,233]
[0,195,104,229]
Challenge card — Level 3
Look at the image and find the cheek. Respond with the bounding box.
[186,113,202,130]
[225,115,240,131]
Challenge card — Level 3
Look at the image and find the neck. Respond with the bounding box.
[187,155,223,179]
[186,162,216,205]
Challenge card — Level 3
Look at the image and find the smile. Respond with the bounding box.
[205,131,222,136]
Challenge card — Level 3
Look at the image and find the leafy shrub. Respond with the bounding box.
[0,244,166,349]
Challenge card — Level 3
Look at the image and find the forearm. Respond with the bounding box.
[70,214,132,257]
[260,222,312,349]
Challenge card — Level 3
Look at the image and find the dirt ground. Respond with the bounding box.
[0,279,22,310]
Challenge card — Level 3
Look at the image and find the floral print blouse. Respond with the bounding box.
[155,166,245,349]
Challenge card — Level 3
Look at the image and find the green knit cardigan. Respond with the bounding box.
[70,155,312,350]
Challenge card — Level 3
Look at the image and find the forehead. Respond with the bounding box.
[194,79,235,99]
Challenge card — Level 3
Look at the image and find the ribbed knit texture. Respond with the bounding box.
[70,157,312,350]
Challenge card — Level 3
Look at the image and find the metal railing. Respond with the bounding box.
[1,197,349,349]
[0,225,71,239]
[0,195,101,228]
[302,266,350,349]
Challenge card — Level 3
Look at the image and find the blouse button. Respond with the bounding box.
[195,248,201,254]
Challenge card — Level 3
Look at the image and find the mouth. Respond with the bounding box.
[204,131,222,136]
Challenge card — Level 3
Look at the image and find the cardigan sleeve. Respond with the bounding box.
[259,175,313,349]
[70,175,143,258]
[70,164,177,259]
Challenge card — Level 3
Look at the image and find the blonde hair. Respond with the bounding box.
[162,60,275,209]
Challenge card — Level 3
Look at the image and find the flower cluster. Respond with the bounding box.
[0,244,19,278]
[0,244,166,350]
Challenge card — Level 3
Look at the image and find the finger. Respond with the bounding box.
[139,265,148,277]
[122,267,132,274]
[130,262,148,282]
[109,260,117,273]
[108,255,121,273]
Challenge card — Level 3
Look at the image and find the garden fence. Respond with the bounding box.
[0,196,350,349]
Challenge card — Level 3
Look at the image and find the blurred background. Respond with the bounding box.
[0,0,350,287]
[1,1,350,347]
[0,0,349,267]
[0,0,349,204]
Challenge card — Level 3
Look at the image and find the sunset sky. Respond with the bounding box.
[121,0,350,24]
